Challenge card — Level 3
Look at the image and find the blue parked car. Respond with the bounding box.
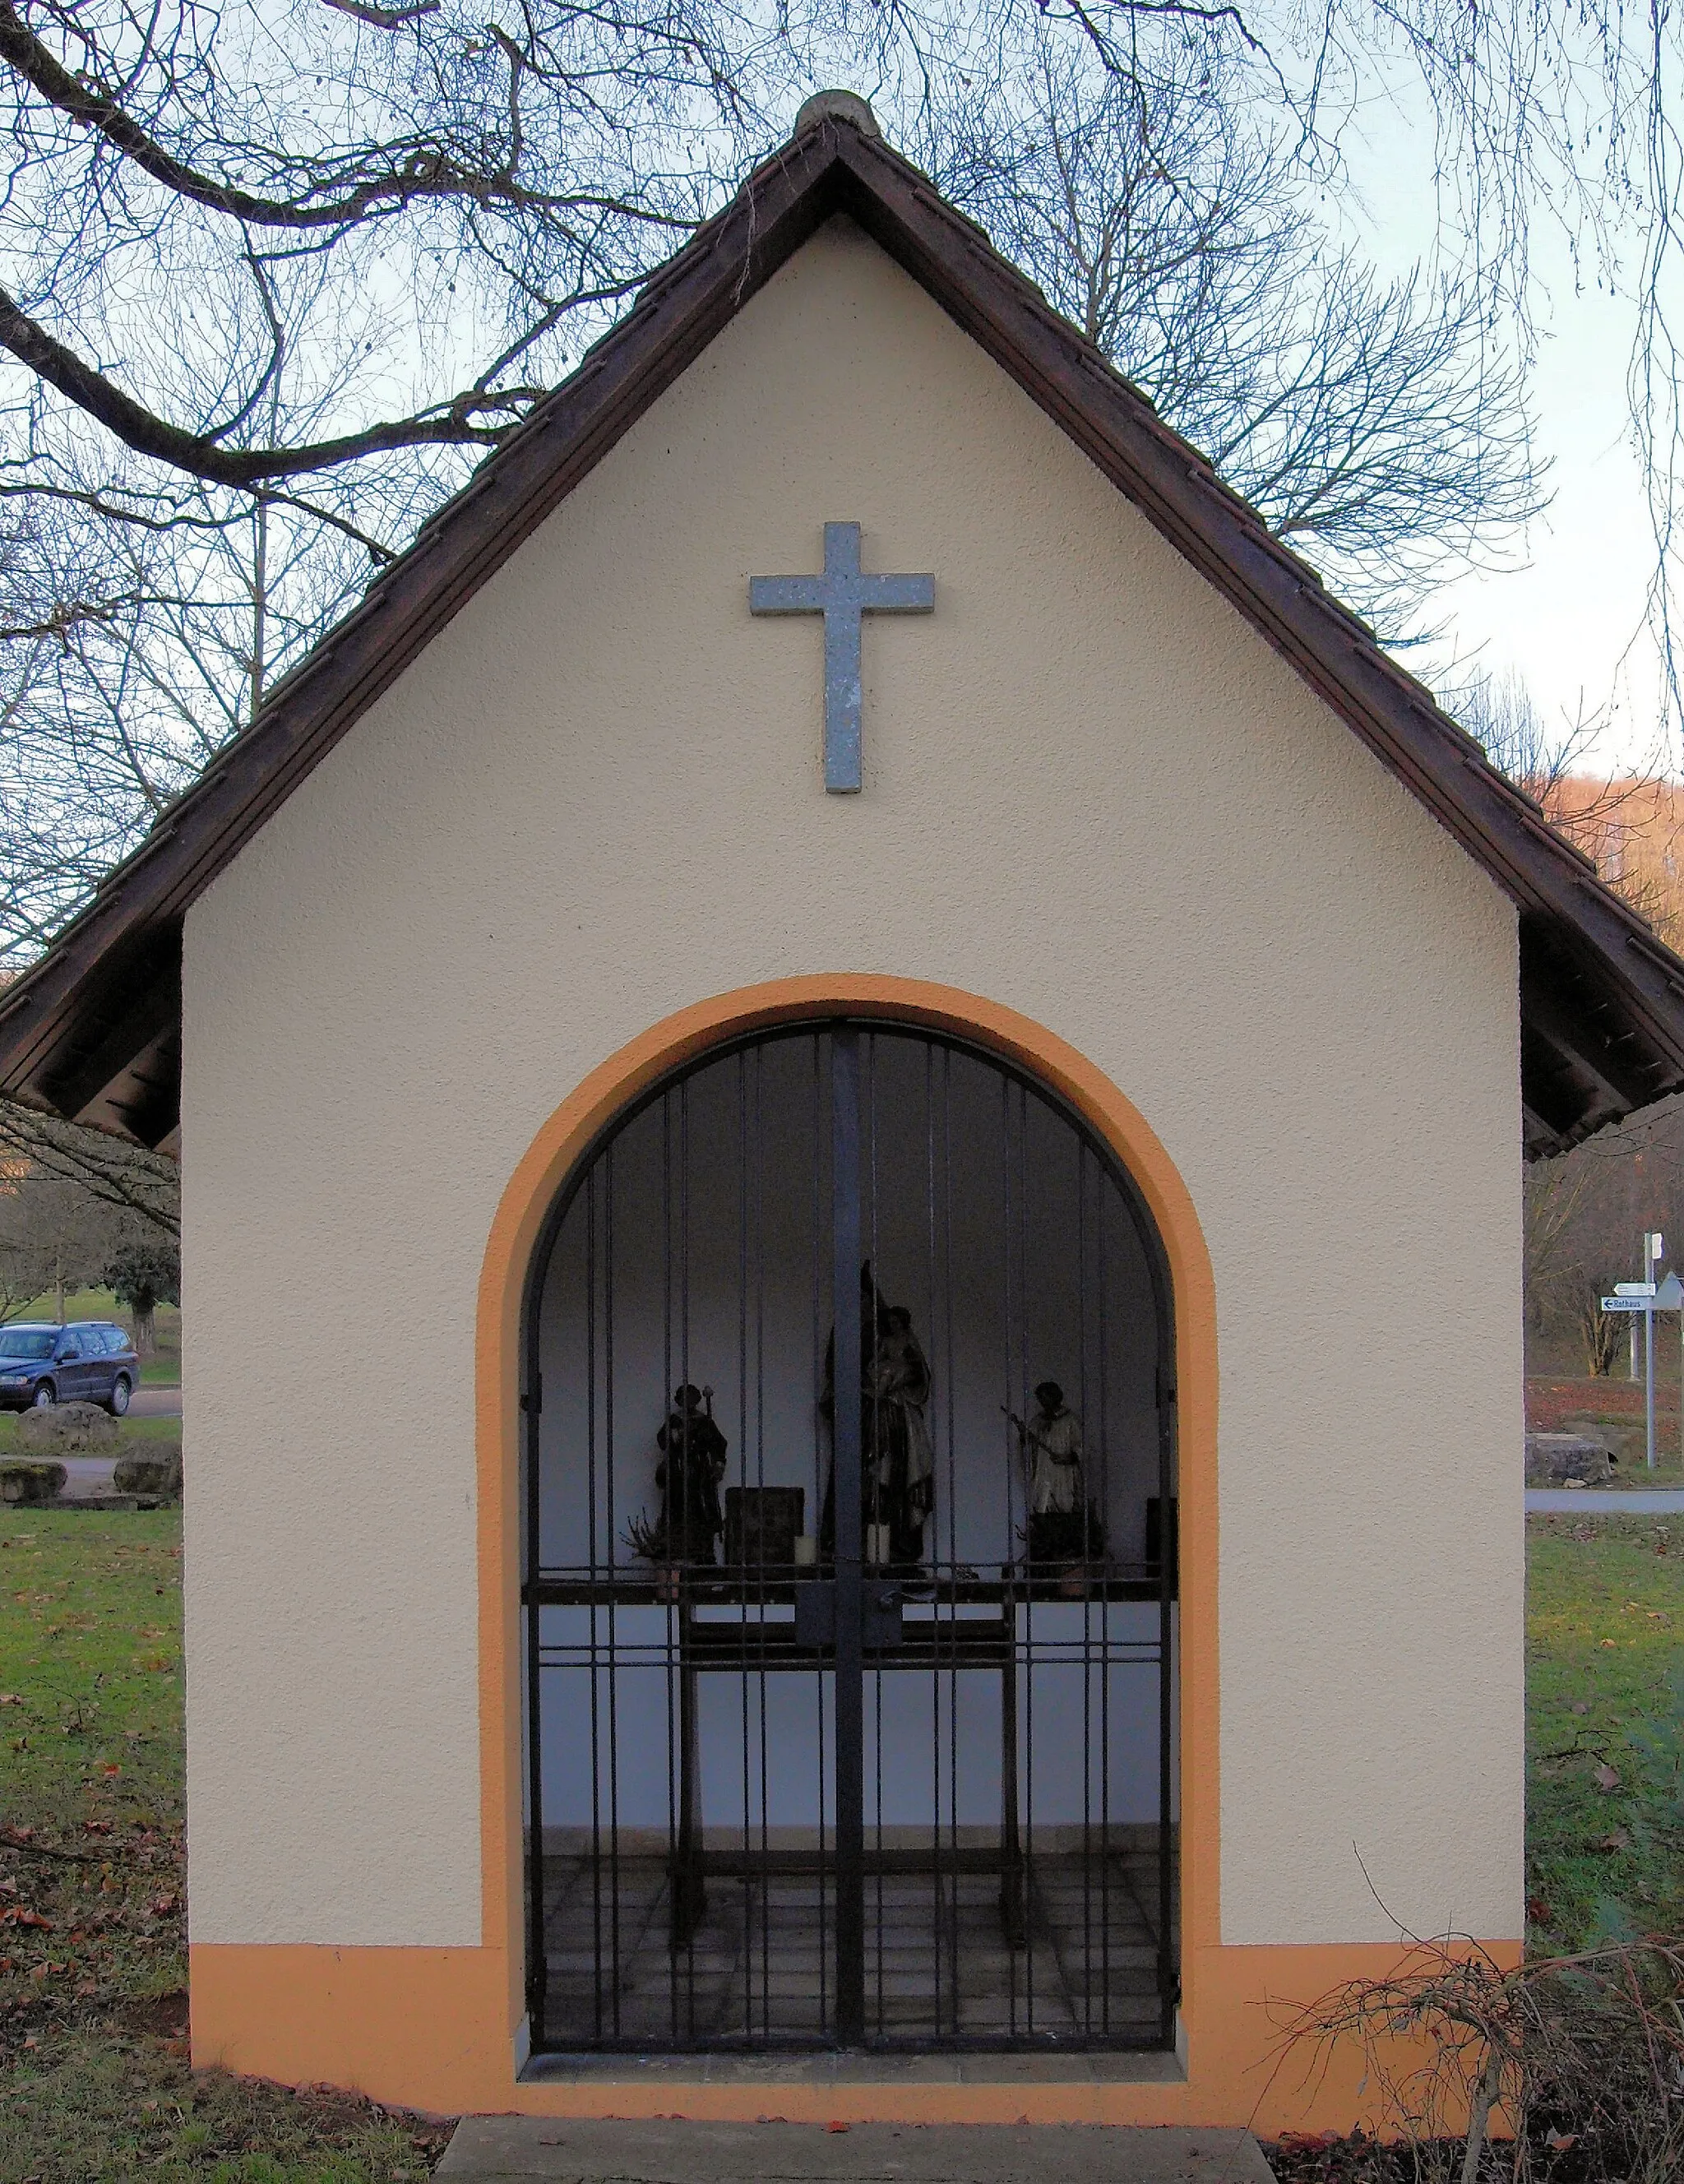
[0,1321,139,1414]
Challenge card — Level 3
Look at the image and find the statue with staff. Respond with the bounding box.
[1006,1380,1099,1566]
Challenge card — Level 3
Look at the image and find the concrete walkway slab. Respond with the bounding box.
[437,2119,1274,2183]
[1526,1488,1684,1514]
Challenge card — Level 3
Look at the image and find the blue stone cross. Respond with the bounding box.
[750,523,934,793]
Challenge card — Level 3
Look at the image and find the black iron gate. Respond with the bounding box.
[522,1020,1177,2052]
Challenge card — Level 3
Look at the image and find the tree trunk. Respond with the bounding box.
[53,1251,63,1326]
[1459,2038,1505,2184]
[132,1304,156,1358]
[1580,1298,1617,1376]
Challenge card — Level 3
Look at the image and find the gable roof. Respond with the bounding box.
[1,95,1679,1159]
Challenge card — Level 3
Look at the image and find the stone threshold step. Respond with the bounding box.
[438,2119,1272,2182]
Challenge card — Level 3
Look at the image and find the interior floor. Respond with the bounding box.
[537,1849,1167,2050]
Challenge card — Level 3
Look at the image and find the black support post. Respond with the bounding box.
[830,1025,865,2045]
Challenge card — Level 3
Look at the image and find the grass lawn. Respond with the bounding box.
[0,1513,448,2182]
[0,1415,180,1458]
[3,1508,1680,2177]
[1526,1364,1684,1484]
[1525,1512,1684,1946]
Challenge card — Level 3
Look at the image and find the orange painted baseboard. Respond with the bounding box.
[189,1936,1522,2131]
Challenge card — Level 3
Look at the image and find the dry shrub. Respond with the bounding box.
[1272,1936,1684,2182]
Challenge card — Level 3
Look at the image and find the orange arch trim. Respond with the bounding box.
[471,975,1222,2043]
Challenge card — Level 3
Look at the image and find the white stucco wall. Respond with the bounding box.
[180,215,1523,1953]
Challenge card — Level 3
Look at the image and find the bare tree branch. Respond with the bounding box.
[0,0,699,234]
[319,0,440,25]
[0,286,528,484]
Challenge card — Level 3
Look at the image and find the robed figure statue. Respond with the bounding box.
[1010,1379,1103,1566]
[650,1382,728,1565]
[821,1262,934,1569]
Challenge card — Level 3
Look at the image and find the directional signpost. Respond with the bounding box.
[1599,1237,1680,1467]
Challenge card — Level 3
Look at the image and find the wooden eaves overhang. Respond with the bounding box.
[0,103,1681,1160]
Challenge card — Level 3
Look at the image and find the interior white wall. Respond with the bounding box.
[534,1030,1168,1837]
[534,1603,1167,1834]
[534,1033,1161,1572]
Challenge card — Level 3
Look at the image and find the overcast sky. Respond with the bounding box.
[1345,84,1665,772]
[1429,248,1659,767]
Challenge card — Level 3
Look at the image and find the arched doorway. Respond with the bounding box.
[521,1017,1177,2054]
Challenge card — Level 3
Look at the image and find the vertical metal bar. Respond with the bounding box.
[661,1092,679,2043]
[867,1030,884,2043]
[678,1078,696,2038]
[754,1044,771,2041]
[585,1168,604,2041]
[1078,1138,1093,2036]
[523,1234,547,2043]
[1018,1083,1034,2034]
[1098,1163,1112,2034]
[1157,1218,1177,2046]
[942,1048,959,2038]
[925,1040,942,2038]
[604,1141,622,2037]
[812,1034,830,2040]
[832,1025,866,2045]
[1000,1070,1020,2031]
[738,1050,753,2038]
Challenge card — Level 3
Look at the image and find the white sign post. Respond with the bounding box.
[1603,1237,1670,1467]
[1648,1233,1664,1469]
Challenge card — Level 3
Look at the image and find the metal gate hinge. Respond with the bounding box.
[1156,1363,1177,1406]
[521,1374,542,1414]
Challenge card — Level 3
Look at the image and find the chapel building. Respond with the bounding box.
[3,91,1681,2131]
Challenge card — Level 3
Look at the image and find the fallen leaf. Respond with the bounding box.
[1545,2127,1578,2152]
[0,1694,21,1707]
[0,1907,52,1929]
[1595,1829,1631,1852]
[1594,1763,1622,1791]
[1526,1896,1553,1924]
[1600,1638,1618,1649]
[1571,1701,1589,1715]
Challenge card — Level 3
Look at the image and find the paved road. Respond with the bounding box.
[438,2120,1274,2182]
[130,1384,180,1418]
[58,1455,119,1494]
[1527,1488,1684,1514]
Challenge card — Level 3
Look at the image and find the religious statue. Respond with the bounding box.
[870,1304,934,1566]
[820,1262,934,1570]
[1010,1380,1103,1566]
[627,1383,728,1566]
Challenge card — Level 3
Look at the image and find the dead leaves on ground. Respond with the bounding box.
[1,1821,184,2046]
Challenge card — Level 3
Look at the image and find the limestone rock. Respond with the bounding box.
[0,1460,67,1504]
[16,1400,121,1455]
[1525,1431,1612,1485]
[113,1445,181,1499]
